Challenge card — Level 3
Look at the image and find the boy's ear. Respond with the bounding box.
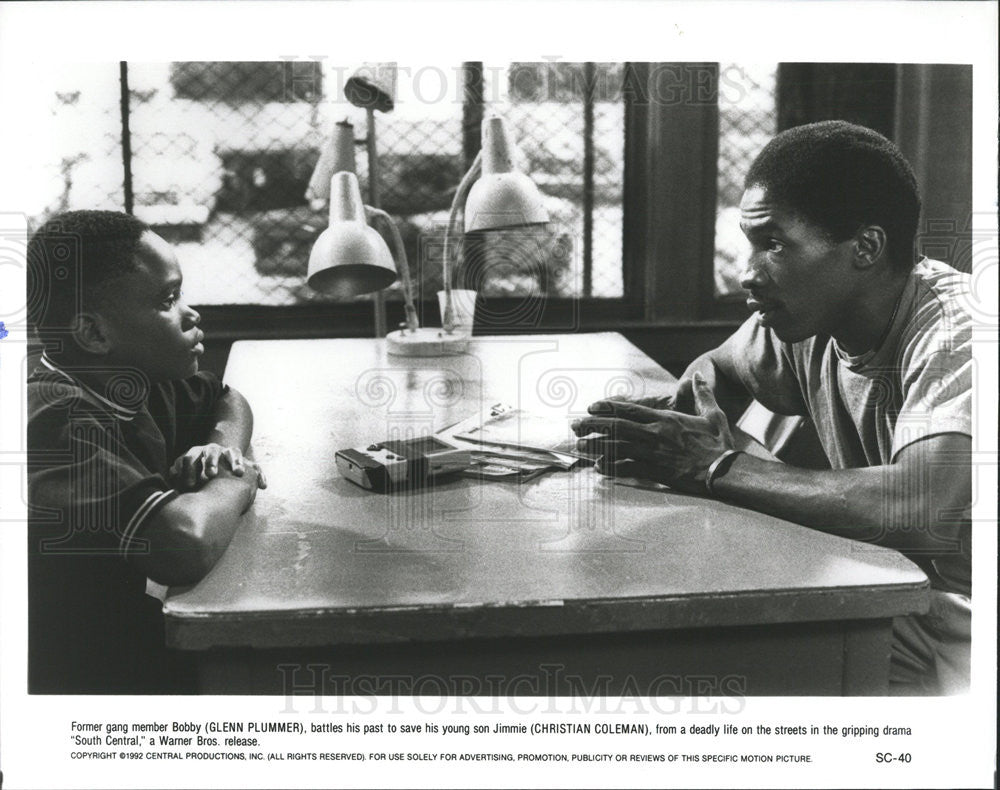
[70,312,112,355]
[853,224,888,270]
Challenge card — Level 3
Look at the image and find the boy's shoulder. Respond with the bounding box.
[29,363,227,463]
[28,363,140,427]
[27,366,80,407]
[29,358,222,413]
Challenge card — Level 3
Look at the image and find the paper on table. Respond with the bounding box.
[441,403,599,465]
[459,455,555,482]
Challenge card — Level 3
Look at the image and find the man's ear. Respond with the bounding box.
[853,225,888,270]
[70,312,112,354]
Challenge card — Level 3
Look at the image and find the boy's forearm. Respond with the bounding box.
[134,471,259,587]
[206,387,254,452]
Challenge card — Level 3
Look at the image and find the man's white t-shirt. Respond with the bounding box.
[729,258,972,597]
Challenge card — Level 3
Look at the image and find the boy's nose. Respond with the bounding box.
[183,304,201,328]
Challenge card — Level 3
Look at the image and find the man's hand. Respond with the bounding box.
[589,376,704,417]
[590,388,680,413]
[170,443,268,492]
[572,373,735,492]
[667,377,696,414]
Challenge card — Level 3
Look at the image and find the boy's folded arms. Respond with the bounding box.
[136,462,265,587]
[169,441,268,491]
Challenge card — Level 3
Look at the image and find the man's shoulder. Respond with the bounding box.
[883,259,972,392]
[912,258,972,321]
[905,258,971,349]
[914,257,970,287]
[731,314,825,355]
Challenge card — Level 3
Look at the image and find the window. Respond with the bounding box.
[30,61,628,319]
[27,60,797,334]
[500,62,626,298]
[629,63,780,324]
[23,63,124,221]
[715,63,778,297]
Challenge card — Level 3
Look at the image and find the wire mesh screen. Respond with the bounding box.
[715,63,779,296]
[28,61,627,308]
[485,63,626,299]
[29,64,125,225]
[127,62,340,305]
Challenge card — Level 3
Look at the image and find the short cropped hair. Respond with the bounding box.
[744,121,921,272]
[28,210,150,341]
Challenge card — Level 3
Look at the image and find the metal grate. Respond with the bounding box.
[29,61,627,308]
[128,62,332,306]
[33,64,127,224]
[499,63,625,298]
[714,63,779,297]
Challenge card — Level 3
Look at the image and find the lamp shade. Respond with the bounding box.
[307,172,397,298]
[344,62,397,113]
[464,116,549,232]
[305,120,357,206]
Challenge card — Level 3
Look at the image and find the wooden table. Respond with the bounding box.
[163,334,929,695]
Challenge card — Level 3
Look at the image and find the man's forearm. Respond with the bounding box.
[206,387,253,451]
[712,446,968,556]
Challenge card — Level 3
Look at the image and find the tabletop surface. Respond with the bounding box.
[163,334,928,649]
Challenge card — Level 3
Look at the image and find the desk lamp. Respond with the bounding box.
[307,108,549,355]
[439,115,549,334]
[306,171,419,336]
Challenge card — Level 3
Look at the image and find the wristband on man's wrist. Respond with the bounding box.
[704,449,742,496]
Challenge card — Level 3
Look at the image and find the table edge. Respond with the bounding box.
[165,578,930,650]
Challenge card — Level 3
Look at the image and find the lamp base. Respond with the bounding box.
[385,327,471,357]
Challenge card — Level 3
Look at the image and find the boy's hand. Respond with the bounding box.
[170,444,267,491]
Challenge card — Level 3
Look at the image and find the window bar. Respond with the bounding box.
[459,62,485,294]
[365,106,387,338]
[119,61,134,215]
[582,61,596,298]
[462,62,485,170]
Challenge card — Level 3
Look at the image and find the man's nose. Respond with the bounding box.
[739,254,766,291]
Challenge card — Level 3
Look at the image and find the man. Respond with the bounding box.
[572,121,971,694]
[27,210,266,693]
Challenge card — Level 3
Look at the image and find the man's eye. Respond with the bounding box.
[766,239,785,253]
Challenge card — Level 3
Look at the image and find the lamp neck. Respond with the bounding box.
[481,116,514,174]
[441,152,483,331]
[329,172,366,223]
[366,206,420,333]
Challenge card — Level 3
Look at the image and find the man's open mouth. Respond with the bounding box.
[746,297,781,323]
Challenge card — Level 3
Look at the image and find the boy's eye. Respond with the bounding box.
[160,291,181,308]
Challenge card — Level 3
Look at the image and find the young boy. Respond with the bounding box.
[27,210,266,693]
